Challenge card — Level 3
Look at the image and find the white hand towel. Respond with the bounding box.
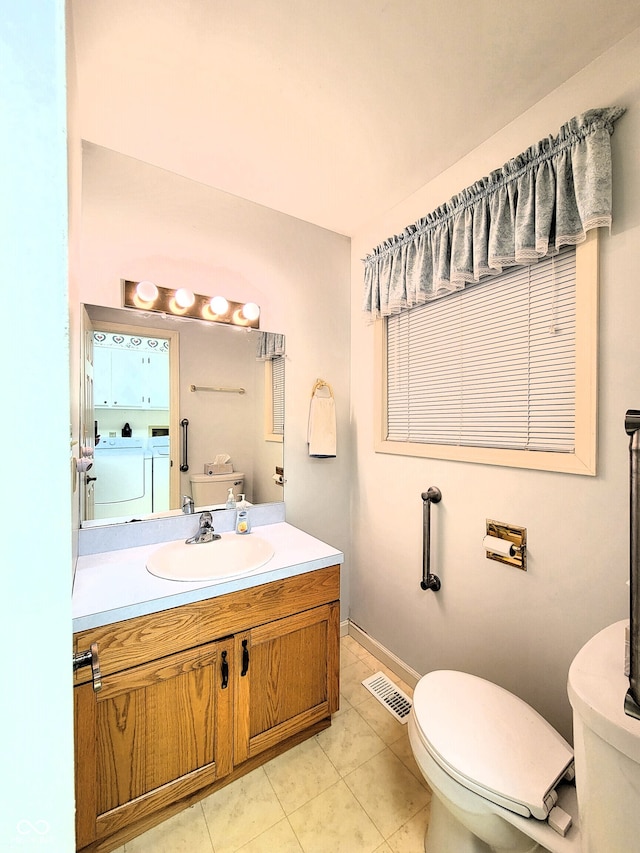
[308,386,336,457]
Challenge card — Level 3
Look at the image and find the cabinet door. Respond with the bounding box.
[93,348,146,408]
[75,638,233,848]
[92,345,111,407]
[110,348,146,408]
[145,351,169,409]
[234,602,339,764]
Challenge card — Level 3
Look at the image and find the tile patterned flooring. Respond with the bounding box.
[116,635,432,853]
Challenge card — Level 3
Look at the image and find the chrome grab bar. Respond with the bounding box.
[180,417,189,472]
[421,487,442,592]
[625,410,640,719]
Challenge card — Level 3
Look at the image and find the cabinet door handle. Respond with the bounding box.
[241,640,249,676]
[73,642,102,692]
[221,650,229,689]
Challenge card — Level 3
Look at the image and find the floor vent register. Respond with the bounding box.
[361,672,413,723]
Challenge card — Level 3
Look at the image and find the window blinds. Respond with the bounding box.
[386,247,576,452]
[271,355,285,436]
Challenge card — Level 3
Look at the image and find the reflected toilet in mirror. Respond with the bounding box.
[190,472,245,506]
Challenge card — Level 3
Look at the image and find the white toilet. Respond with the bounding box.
[189,472,244,507]
[410,620,640,852]
[408,669,581,853]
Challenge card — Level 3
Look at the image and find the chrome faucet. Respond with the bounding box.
[182,494,194,514]
[186,511,221,544]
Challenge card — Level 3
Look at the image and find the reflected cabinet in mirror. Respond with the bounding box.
[80,304,284,527]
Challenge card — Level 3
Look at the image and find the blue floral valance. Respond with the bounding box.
[362,106,625,319]
[256,331,285,360]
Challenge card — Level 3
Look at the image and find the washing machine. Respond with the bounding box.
[92,437,153,520]
[148,435,171,512]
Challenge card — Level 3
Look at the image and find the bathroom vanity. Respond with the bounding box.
[72,518,342,853]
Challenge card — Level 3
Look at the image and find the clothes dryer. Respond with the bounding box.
[92,437,152,519]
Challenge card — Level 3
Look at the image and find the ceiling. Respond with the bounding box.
[70,0,640,236]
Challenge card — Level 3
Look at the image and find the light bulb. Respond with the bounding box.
[242,302,260,321]
[210,296,229,315]
[136,280,159,303]
[174,288,195,309]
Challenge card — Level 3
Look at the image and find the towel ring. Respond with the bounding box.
[311,378,333,397]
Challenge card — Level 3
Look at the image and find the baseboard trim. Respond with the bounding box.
[344,620,421,689]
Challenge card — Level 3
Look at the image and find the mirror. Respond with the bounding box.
[80,303,284,527]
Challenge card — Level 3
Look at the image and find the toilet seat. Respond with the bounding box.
[412,670,574,821]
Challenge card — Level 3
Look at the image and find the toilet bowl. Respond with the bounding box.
[409,670,581,853]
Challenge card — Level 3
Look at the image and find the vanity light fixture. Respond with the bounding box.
[242,302,260,321]
[122,280,261,329]
[209,295,229,315]
[135,280,159,303]
[174,287,196,309]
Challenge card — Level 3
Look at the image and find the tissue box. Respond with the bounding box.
[204,462,233,475]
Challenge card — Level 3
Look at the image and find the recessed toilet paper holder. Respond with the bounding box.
[484,520,527,571]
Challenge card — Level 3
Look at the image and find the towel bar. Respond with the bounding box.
[190,384,246,394]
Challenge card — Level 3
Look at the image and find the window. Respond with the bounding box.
[375,231,598,475]
[264,355,284,442]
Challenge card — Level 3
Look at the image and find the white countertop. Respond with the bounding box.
[73,521,343,632]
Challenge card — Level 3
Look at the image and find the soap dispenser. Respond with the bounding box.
[235,494,251,535]
[225,488,236,510]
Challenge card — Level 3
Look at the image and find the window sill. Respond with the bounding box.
[374,438,596,476]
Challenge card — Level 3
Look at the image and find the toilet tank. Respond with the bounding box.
[190,472,245,507]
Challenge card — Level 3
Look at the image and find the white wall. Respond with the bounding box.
[1,2,76,849]
[77,144,352,613]
[350,29,640,740]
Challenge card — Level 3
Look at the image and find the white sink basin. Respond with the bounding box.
[146,533,275,582]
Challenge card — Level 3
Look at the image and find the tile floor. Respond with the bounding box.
[115,635,432,853]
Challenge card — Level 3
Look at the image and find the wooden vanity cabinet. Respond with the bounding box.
[74,638,233,849]
[234,602,339,764]
[73,565,340,853]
